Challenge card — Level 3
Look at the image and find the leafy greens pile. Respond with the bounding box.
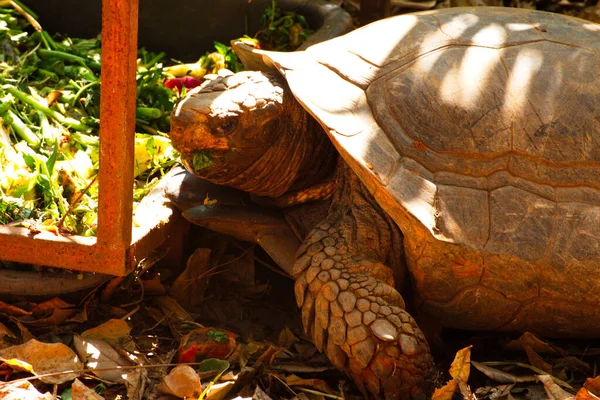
[0,2,178,236]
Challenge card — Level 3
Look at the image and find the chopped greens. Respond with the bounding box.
[0,2,178,236]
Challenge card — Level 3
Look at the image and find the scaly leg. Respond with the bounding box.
[293,166,433,399]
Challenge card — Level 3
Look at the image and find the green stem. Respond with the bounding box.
[41,31,62,51]
[143,51,166,69]
[136,107,162,120]
[6,110,39,147]
[11,0,38,19]
[4,85,90,131]
[71,81,99,107]
[38,49,101,72]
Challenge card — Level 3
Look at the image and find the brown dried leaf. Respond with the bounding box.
[0,301,31,317]
[286,374,334,394]
[10,318,34,342]
[537,374,576,400]
[154,296,193,322]
[0,323,16,339]
[471,361,537,384]
[277,326,298,350]
[432,346,472,400]
[170,248,212,309]
[26,307,76,327]
[31,297,73,315]
[71,379,104,400]
[81,319,131,347]
[100,277,126,303]
[585,376,600,395]
[524,344,553,374]
[141,274,166,296]
[505,332,558,354]
[0,339,82,384]
[578,388,600,400]
[157,365,202,398]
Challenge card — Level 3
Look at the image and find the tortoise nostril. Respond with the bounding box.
[217,118,238,135]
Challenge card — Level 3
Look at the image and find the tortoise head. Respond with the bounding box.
[171,71,297,197]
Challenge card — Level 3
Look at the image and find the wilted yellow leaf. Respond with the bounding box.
[82,319,132,347]
[170,248,212,309]
[432,346,472,400]
[0,339,82,384]
[73,335,133,383]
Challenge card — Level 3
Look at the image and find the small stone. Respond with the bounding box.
[317,271,331,282]
[338,279,350,290]
[363,311,376,325]
[312,253,327,266]
[322,282,340,301]
[329,269,341,280]
[370,319,398,342]
[323,237,336,247]
[321,258,335,270]
[310,230,328,244]
[324,246,337,257]
[345,309,362,327]
[347,325,369,346]
[352,338,376,368]
[370,303,380,313]
[338,291,357,312]
[308,242,324,256]
[399,334,419,356]
[306,265,320,284]
[356,299,370,312]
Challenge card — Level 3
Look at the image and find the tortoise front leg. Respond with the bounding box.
[293,168,433,399]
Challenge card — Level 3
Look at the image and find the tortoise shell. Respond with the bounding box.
[258,7,600,337]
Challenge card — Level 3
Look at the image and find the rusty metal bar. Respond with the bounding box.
[97,0,139,267]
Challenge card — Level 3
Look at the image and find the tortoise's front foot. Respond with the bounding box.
[294,224,433,399]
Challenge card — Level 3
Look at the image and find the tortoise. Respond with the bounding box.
[168,6,600,399]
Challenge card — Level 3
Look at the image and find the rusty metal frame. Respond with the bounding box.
[0,0,183,276]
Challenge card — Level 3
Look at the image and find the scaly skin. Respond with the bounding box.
[293,167,433,399]
[170,71,434,398]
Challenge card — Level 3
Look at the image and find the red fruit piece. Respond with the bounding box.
[178,328,238,363]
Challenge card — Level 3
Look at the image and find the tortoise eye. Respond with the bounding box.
[217,117,237,135]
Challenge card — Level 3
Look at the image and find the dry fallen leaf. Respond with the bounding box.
[170,248,212,309]
[0,339,82,384]
[471,361,537,384]
[584,376,600,396]
[30,297,73,315]
[0,301,31,317]
[71,378,105,400]
[286,374,334,394]
[524,344,553,374]
[505,332,558,355]
[73,335,133,383]
[154,296,193,322]
[432,345,472,400]
[537,374,576,400]
[157,365,202,398]
[577,388,600,400]
[0,380,54,400]
[81,319,132,347]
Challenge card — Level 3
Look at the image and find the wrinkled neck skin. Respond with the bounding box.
[219,91,337,199]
